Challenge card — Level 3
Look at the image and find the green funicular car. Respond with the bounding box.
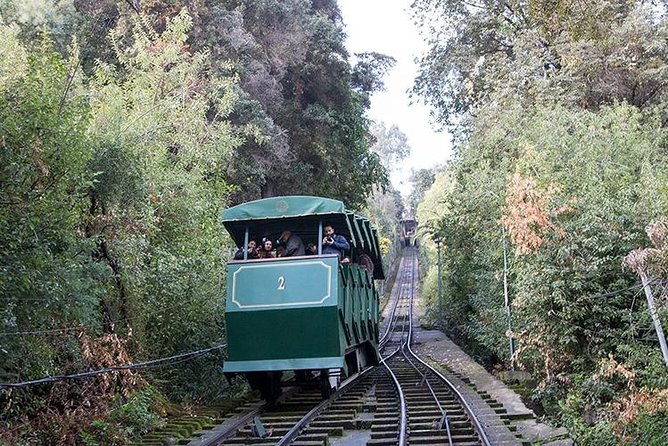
[222,196,385,401]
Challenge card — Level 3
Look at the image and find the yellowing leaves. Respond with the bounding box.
[500,172,568,254]
[624,218,668,278]
[593,354,668,437]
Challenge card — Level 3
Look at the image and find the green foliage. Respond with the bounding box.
[0,25,103,391]
[109,388,163,436]
[560,395,618,446]
[370,122,411,169]
[623,409,668,446]
[360,121,409,274]
[415,102,668,441]
[412,1,668,443]
[408,168,437,215]
[351,52,396,107]
[137,0,391,207]
[0,8,239,444]
[411,1,668,127]
[0,0,79,51]
[1,1,397,440]
[84,8,238,397]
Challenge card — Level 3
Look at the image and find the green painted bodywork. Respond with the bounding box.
[223,196,346,222]
[223,255,379,373]
[228,258,334,309]
[222,196,382,375]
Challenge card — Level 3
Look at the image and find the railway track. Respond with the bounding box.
[370,248,494,446]
[155,248,526,446]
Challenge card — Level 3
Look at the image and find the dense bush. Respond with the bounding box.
[1,11,237,444]
[1,2,394,443]
[412,1,668,442]
[417,103,668,442]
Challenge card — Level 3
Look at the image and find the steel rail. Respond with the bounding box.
[404,252,493,446]
[376,250,417,446]
[400,343,453,446]
[379,254,408,348]
[187,403,265,446]
[380,355,408,446]
[275,364,376,446]
[278,249,418,446]
[398,253,454,445]
[188,383,309,446]
[279,253,412,446]
[377,249,416,446]
[380,256,413,350]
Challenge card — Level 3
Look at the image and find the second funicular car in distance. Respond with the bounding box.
[222,196,385,401]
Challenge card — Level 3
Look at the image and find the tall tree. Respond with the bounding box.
[370,121,411,169]
[408,167,436,215]
[0,11,240,443]
[140,0,391,208]
[411,1,668,442]
[411,0,668,127]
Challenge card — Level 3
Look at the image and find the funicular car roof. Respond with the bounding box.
[222,196,385,279]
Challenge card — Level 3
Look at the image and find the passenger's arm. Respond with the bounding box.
[334,235,350,251]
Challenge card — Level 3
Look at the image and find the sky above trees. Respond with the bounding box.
[338,0,452,196]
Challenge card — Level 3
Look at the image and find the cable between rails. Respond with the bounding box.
[379,249,417,446]
[404,251,492,446]
[0,343,227,389]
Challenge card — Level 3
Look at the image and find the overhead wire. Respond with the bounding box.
[586,281,649,300]
[0,326,84,337]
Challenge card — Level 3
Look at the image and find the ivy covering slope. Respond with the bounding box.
[412,1,668,443]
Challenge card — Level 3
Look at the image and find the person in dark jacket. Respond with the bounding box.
[322,225,349,259]
[278,230,305,257]
[233,239,259,260]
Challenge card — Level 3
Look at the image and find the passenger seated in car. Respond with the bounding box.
[278,230,305,257]
[233,239,259,260]
[258,239,275,259]
[322,225,349,259]
[355,248,374,275]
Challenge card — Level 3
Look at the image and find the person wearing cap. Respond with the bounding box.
[278,230,305,257]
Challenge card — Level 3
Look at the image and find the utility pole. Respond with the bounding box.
[433,235,443,324]
[640,272,668,368]
[502,226,515,371]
